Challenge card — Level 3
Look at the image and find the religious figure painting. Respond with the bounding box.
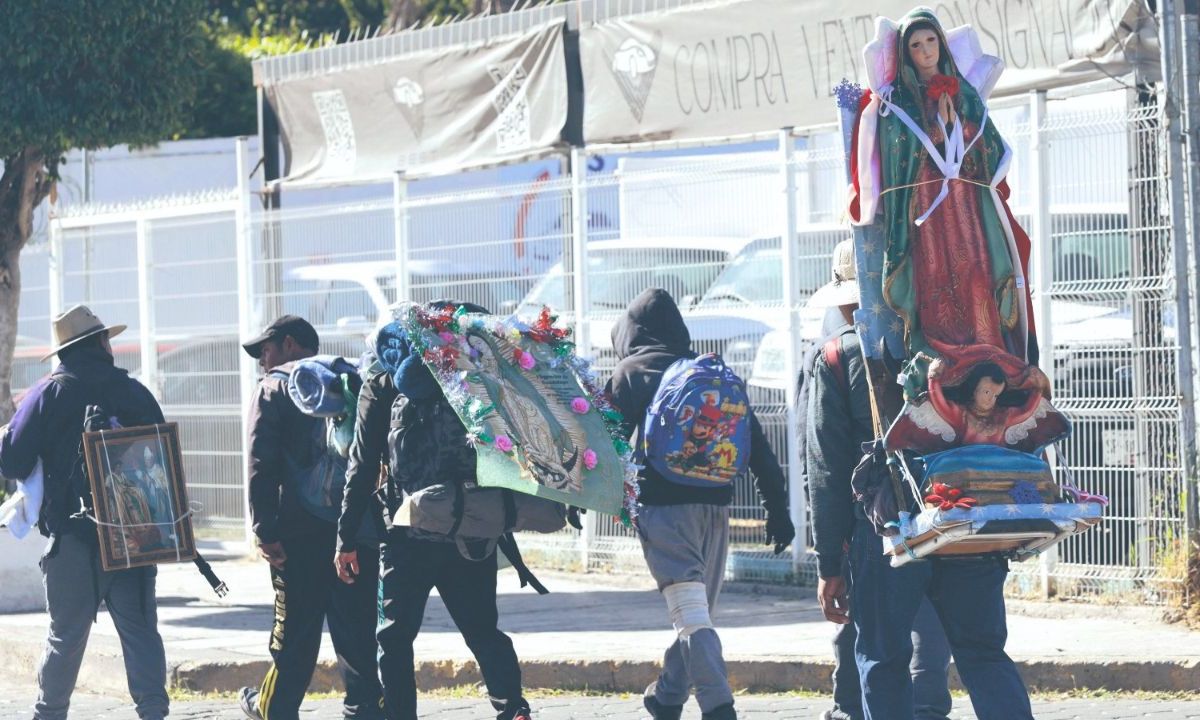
[83,422,197,571]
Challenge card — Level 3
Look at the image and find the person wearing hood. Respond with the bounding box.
[335,301,533,720]
[605,289,795,720]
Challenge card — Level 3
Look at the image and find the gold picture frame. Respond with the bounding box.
[82,422,197,571]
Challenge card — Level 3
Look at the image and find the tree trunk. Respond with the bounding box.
[0,148,53,426]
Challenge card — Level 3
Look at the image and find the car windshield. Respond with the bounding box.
[698,241,783,307]
[1054,229,1130,285]
[281,277,380,327]
[517,246,730,315]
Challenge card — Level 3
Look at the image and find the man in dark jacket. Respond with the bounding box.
[808,240,1031,720]
[238,315,383,720]
[605,289,795,720]
[0,305,168,720]
[335,302,532,720]
[806,241,952,720]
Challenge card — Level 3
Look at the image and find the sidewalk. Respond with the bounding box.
[2,541,1198,696]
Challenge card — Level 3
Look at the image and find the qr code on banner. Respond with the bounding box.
[495,93,532,153]
[488,63,532,154]
[312,89,356,175]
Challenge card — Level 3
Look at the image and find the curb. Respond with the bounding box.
[171,656,1200,695]
[6,629,1199,696]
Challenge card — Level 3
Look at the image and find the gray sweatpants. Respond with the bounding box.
[637,504,732,714]
[34,533,169,720]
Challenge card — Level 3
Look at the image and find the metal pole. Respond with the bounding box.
[568,146,594,571]
[47,217,64,346]
[1028,89,1058,598]
[393,171,411,303]
[135,219,158,400]
[569,146,591,354]
[1170,1,1200,554]
[1156,0,1195,566]
[779,127,807,576]
[234,137,260,549]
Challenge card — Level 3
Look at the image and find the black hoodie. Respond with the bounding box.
[604,289,789,509]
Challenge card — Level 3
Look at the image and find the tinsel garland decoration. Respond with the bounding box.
[398,302,640,524]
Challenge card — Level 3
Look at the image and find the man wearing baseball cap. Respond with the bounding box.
[0,305,169,720]
[239,315,384,720]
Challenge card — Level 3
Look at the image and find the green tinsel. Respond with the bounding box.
[619,508,632,527]
[614,438,631,455]
[553,341,575,357]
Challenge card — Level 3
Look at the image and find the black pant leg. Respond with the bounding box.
[260,536,336,720]
[329,541,384,719]
[434,548,525,719]
[377,530,437,720]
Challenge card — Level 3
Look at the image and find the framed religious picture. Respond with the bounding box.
[82,422,197,571]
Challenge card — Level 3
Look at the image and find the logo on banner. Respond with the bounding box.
[488,61,532,153]
[609,34,661,122]
[391,76,426,139]
[311,89,356,176]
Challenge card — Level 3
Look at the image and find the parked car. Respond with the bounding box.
[513,236,754,371]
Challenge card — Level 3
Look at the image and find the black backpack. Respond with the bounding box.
[45,369,227,596]
[384,393,476,507]
[381,384,550,594]
[41,369,158,539]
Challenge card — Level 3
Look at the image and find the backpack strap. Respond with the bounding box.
[497,533,549,595]
[501,489,518,534]
[823,335,849,396]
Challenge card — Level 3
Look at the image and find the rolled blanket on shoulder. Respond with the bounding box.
[376,321,441,401]
[288,355,359,417]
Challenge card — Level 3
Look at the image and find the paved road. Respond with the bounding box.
[3,688,1200,719]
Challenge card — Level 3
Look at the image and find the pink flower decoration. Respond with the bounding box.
[571,397,590,414]
[583,448,598,470]
[494,435,514,453]
[438,331,456,344]
[517,351,536,371]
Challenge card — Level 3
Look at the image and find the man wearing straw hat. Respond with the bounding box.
[0,304,169,720]
[804,239,953,720]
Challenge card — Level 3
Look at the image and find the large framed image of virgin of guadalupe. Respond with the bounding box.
[82,423,197,571]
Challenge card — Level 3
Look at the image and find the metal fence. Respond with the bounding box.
[24,87,1194,602]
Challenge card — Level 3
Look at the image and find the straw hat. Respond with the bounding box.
[41,304,126,361]
[808,238,860,308]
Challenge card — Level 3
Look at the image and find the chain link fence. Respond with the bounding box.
[25,87,1195,602]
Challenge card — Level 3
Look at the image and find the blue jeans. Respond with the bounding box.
[848,520,1033,720]
[832,592,952,720]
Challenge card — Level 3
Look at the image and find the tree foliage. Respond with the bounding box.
[0,1,206,160]
[0,0,209,423]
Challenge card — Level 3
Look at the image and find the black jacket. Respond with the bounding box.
[604,288,788,511]
[0,347,164,538]
[805,325,874,578]
[338,366,394,552]
[245,360,332,544]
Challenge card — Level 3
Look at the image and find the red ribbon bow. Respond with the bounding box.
[924,482,977,511]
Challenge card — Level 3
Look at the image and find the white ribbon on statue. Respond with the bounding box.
[876,83,991,226]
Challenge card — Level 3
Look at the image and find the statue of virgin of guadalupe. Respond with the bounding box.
[849,7,1037,383]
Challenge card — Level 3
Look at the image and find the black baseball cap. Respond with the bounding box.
[242,315,320,359]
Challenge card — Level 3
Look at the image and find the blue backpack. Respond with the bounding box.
[641,354,752,488]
